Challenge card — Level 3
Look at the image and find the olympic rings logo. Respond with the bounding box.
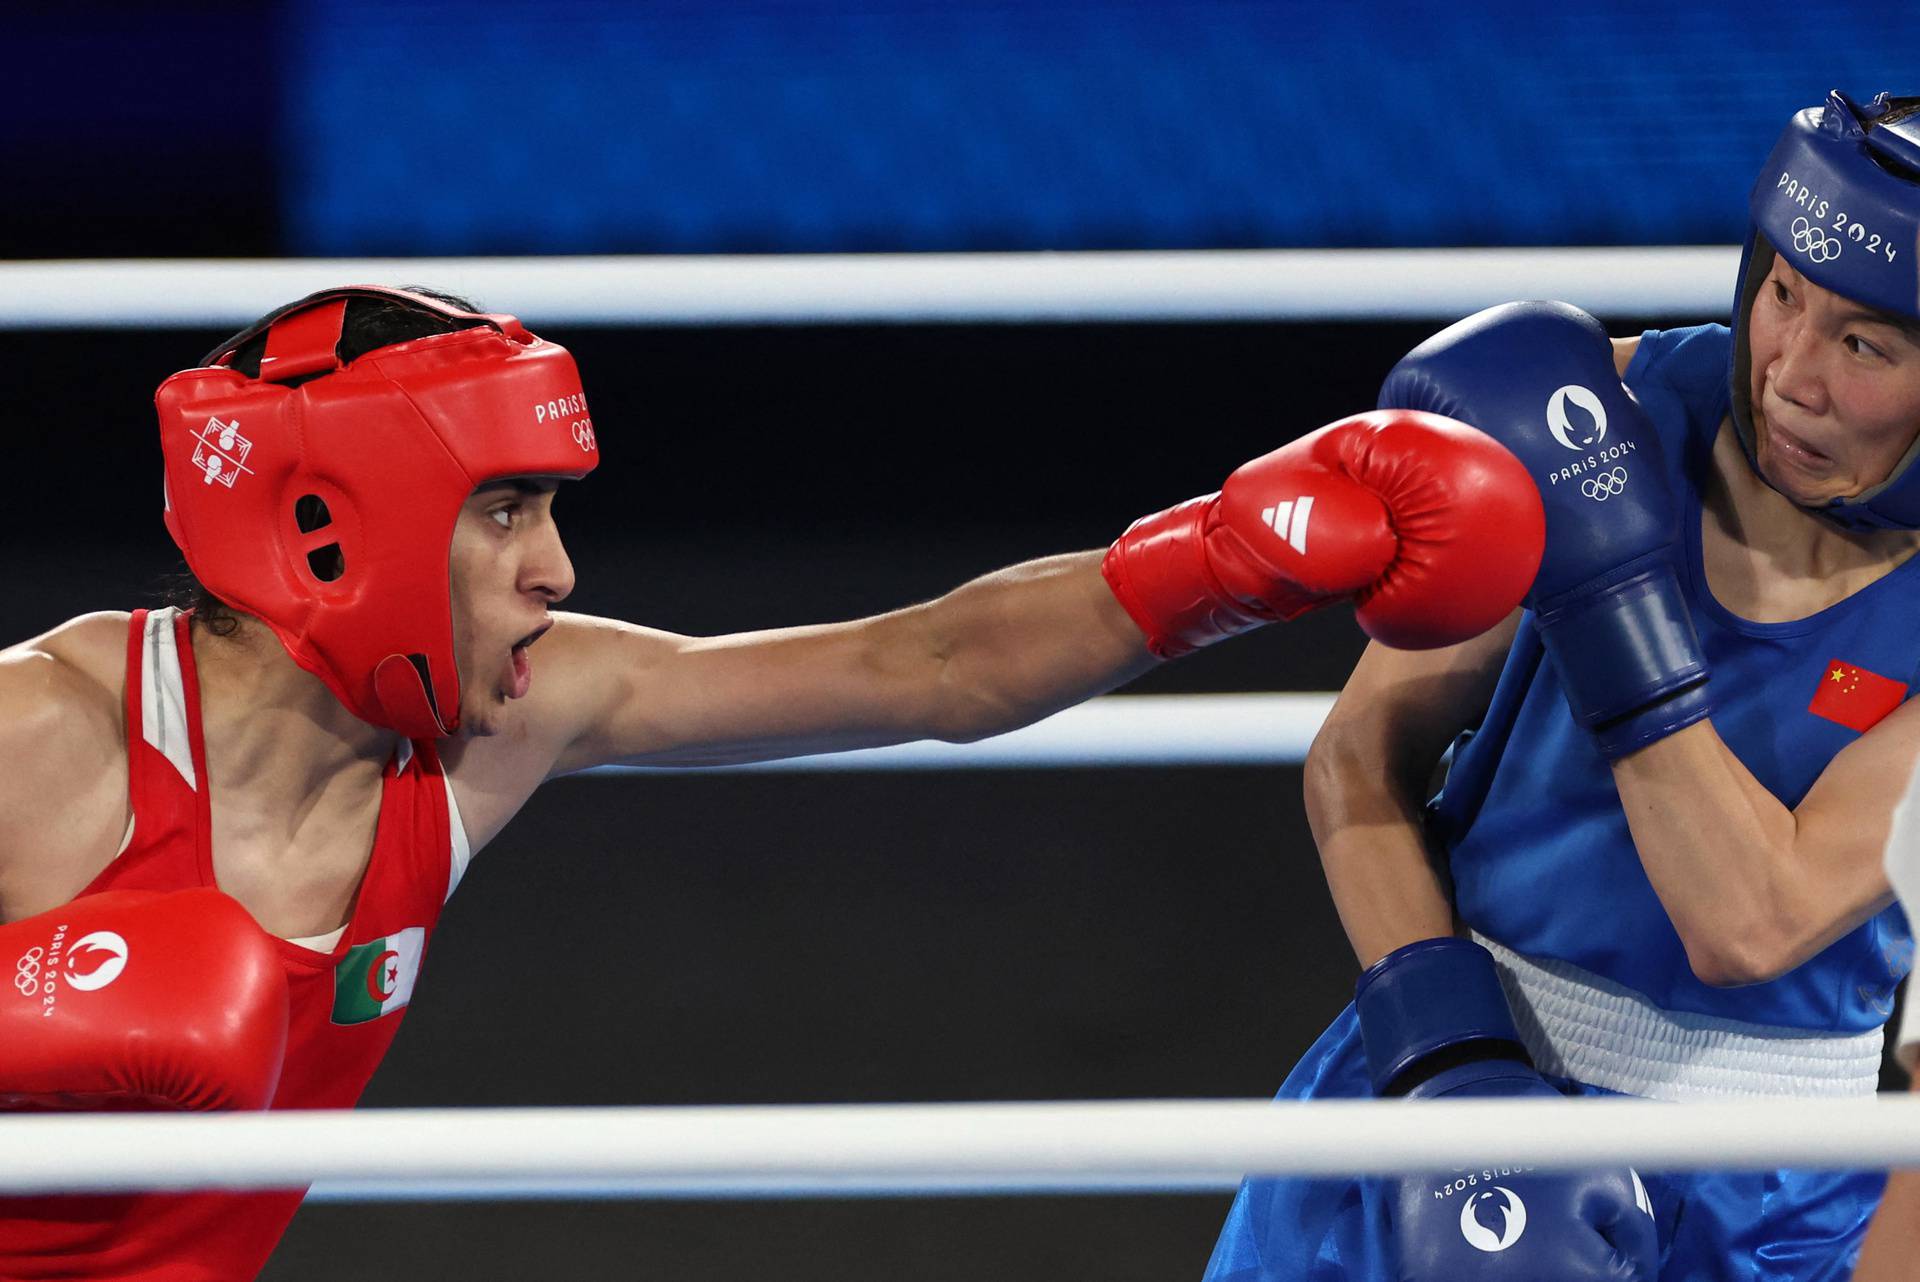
[1790,217,1843,264]
[1581,468,1628,501]
[571,421,597,452]
[13,947,44,995]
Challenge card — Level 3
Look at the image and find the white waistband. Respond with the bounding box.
[1473,933,1884,1101]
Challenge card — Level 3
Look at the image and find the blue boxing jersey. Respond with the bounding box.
[1428,323,1915,1034]
[1203,323,1902,1282]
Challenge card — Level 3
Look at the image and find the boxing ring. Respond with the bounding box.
[6,1097,1920,1200]
[14,248,1889,1232]
[0,247,1737,327]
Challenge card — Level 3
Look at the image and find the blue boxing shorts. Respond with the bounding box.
[1204,953,1887,1281]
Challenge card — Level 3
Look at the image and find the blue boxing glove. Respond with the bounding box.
[1357,938,1658,1281]
[1380,302,1709,758]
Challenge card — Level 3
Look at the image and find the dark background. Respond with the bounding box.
[9,313,1702,1280]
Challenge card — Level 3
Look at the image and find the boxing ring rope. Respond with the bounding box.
[1,1098,1918,1201]
[599,693,1335,773]
[0,247,1738,328]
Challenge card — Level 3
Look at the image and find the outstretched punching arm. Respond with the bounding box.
[447,409,1544,847]
[544,410,1538,769]
[535,548,1155,771]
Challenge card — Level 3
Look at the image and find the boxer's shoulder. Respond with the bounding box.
[0,612,130,717]
[0,614,132,913]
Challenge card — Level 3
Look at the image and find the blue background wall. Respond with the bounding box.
[7,1,1918,257]
[278,0,1918,252]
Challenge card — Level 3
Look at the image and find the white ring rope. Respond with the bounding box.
[0,247,1738,328]
[593,693,1334,774]
[1,1098,1916,1201]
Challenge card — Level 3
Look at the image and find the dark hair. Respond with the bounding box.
[1877,98,1920,129]
[163,286,487,631]
[1866,98,1920,183]
[159,570,241,636]
[223,285,485,378]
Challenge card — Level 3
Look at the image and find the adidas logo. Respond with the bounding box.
[1260,496,1313,554]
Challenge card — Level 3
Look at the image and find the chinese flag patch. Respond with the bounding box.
[1808,659,1908,733]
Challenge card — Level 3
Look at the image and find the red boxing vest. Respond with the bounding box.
[0,608,467,1280]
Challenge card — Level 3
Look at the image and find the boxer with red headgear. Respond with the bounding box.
[156,286,601,738]
[0,282,1542,1278]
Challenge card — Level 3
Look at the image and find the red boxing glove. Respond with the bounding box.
[1,889,289,1110]
[1102,410,1546,655]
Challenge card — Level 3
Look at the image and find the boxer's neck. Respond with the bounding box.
[1700,418,1920,622]
[188,614,399,802]
[1708,418,1920,576]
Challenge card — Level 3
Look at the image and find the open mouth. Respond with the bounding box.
[506,623,552,700]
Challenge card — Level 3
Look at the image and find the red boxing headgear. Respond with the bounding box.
[154,285,600,738]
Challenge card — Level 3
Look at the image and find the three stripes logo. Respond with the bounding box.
[1260,496,1313,554]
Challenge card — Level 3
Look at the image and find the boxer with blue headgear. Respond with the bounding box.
[1206,91,1920,1282]
[1730,91,1920,529]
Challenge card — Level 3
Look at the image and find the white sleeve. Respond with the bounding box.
[1885,760,1920,1070]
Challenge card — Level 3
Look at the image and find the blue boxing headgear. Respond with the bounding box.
[1730,90,1920,530]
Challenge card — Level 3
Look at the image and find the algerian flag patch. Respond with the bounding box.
[331,927,426,1025]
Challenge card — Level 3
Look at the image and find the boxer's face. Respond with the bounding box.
[447,478,576,736]
[1747,258,1920,508]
